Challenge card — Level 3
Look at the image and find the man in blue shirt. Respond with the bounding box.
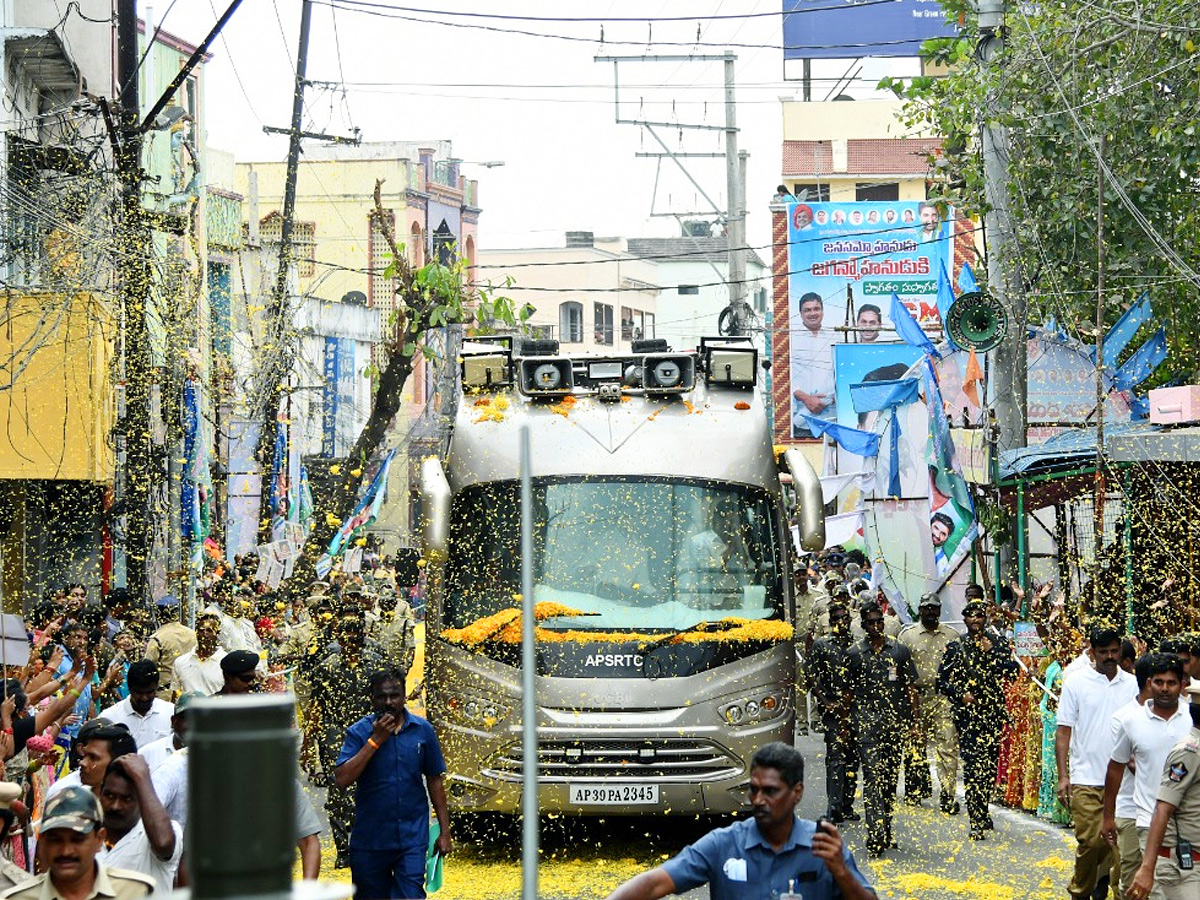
[604,742,876,900]
[335,667,452,899]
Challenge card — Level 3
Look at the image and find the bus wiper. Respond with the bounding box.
[638,619,734,653]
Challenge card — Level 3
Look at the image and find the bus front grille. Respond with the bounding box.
[482,739,742,782]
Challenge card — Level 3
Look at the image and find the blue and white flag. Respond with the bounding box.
[800,415,880,458]
[1111,325,1167,391]
[317,449,397,574]
[957,262,979,295]
[890,293,939,359]
[937,262,959,351]
[851,377,920,498]
[1101,293,1152,368]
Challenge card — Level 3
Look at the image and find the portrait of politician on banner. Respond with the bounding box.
[787,199,953,439]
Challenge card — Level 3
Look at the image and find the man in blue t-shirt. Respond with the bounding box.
[335,667,452,900]
[604,742,876,900]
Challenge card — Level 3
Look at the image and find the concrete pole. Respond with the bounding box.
[978,0,1026,457]
[724,53,748,333]
[977,0,1027,583]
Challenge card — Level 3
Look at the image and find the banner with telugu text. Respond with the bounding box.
[785,200,953,439]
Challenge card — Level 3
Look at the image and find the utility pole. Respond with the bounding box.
[112,0,245,602]
[597,53,750,335]
[978,0,1025,458]
[254,0,360,539]
[116,0,154,604]
[253,0,313,540]
[977,0,1027,586]
[724,54,749,334]
[1093,135,1107,575]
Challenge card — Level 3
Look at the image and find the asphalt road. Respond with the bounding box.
[302,727,1076,899]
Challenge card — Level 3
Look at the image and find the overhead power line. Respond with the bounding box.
[318,0,932,51]
[322,0,898,23]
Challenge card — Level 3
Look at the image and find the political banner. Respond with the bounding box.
[922,357,977,579]
[787,200,953,439]
[832,343,923,430]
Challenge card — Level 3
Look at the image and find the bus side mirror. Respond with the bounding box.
[783,448,825,552]
[419,457,451,558]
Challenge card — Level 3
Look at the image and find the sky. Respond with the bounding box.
[162,1,915,254]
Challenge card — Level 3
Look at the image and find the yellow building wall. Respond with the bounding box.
[234,157,414,308]
[794,177,929,203]
[782,99,932,142]
[0,293,114,480]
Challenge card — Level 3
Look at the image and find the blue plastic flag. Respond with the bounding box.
[181,379,201,543]
[1101,293,1152,368]
[800,415,880,458]
[957,262,979,295]
[890,293,939,359]
[851,377,920,497]
[850,378,920,414]
[1111,325,1167,391]
[937,262,959,351]
[317,449,398,574]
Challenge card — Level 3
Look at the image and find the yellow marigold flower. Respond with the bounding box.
[329,464,341,475]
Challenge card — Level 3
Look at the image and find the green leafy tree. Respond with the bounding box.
[880,0,1200,384]
[305,179,531,557]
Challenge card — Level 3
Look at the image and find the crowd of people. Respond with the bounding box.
[5,542,1200,900]
[792,547,1200,899]
[0,551,425,900]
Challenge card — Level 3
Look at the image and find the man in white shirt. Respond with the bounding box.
[138,693,199,773]
[1103,654,1191,900]
[790,292,836,438]
[99,661,174,749]
[97,753,182,896]
[150,746,323,879]
[172,613,227,696]
[206,588,262,655]
[1057,625,1139,900]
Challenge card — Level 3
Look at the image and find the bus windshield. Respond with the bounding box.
[444,479,784,632]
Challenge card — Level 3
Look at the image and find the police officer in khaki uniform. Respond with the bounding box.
[370,587,417,675]
[1,786,154,900]
[1129,683,1200,900]
[145,602,197,700]
[898,593,961,813]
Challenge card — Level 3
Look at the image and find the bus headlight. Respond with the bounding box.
[443,691,512,728]
[719,691,788,727]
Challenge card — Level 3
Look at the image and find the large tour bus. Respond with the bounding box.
[418,335,824,815]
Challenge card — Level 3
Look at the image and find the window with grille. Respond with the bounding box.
[259,214,315,278]
[369,210,398,314]
[855,182,899,202]
[593,303,614,345]
[559,302,583,342]
[621,307,645,341]
[792,183,830,202]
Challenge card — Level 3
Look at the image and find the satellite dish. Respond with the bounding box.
[342,291,367,306]
[945,290,1007,352]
